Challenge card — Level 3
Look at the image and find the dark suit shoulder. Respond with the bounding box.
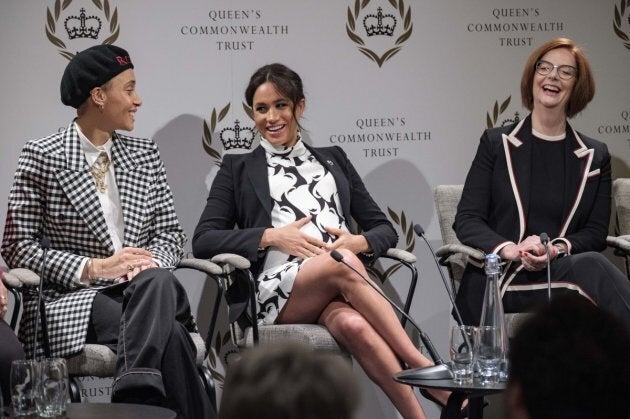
[304,143,349,164]
[483,121,518,143]
[305,143,345,155]
[574,130,607,151]
[218,146,264,169]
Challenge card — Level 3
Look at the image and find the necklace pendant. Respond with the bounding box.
[94,176,107,193]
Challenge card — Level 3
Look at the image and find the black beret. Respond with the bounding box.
[60,44,134,108]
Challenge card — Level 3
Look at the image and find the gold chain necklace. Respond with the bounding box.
[90,151,111,193]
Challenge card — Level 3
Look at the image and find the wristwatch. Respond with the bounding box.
[554,244,566,258]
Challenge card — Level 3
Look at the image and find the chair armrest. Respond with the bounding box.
[210,253,251,272]
[607,235,630,255]
[2,270,24,289]
[435,243,485,264]
[7,268,41,287]
[385,248,417,264]
[177,258,223,276]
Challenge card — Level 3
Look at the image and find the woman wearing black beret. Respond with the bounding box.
[2,44,213,419]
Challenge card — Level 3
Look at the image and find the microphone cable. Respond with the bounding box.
[329,249,444,366]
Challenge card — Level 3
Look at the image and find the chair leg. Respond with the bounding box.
[198,365,217,415]
[69,376,82,402]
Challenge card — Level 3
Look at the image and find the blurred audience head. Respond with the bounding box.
[506,294,630,419]
[219,342,359,419]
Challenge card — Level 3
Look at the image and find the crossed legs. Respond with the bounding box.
[277,249,441,419]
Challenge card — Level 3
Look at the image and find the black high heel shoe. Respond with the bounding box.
[419,388,470,418]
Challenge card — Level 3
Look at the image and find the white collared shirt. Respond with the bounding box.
[74,122,125,281]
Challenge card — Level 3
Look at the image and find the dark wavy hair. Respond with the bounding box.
[245,63,305,130]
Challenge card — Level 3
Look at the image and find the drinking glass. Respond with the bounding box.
[449,325,475,384]
[10,359,37,416]
[475,325,502,384]
[35,358,69,417]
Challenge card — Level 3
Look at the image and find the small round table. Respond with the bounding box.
[394,372,506,419]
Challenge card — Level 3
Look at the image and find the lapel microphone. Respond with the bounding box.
[539,232,552,301]
[329,249,453,380]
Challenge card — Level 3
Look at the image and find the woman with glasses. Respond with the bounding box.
[454,37,630,330]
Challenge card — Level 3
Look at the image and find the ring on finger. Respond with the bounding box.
[127,264,135,272]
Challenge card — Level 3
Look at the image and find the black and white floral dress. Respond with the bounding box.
[256,136,349,325]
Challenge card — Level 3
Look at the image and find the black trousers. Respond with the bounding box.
[87,268,213,419]
[1,319,25,406]
[457,252,630,331]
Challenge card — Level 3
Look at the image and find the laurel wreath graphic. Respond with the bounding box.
[202,103,230,163]
[614,0,630,51]
[346,0,413,67]
[45,0,120,60]
[486,96,512,129]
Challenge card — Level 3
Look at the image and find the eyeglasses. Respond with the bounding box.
[535,60,577,80]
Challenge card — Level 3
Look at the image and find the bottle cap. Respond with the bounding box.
[484,253,501,275]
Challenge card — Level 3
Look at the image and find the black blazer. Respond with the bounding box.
[455,115,611,255]
[192,142,397,276]
[453,115,611,323]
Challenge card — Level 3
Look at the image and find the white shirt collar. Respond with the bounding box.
[75,122,114,161]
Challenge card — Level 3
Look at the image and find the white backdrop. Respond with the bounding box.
[2,1,630,417]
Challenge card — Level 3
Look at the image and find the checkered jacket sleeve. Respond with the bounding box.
[2,136,88,288]
[136,140,186,267]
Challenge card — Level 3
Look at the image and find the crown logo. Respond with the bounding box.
[220,120,255,150]
[64,8,102,39]
[363,7,397,36]
[501,112,521,127]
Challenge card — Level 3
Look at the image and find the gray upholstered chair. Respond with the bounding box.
[3,258,222,413]
[607,178,630,278]
[433,184,529,335]
[208,249,418,359]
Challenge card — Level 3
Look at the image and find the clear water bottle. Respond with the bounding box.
[477,253,508,384]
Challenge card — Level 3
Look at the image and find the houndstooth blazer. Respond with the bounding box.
[1,121,186,358]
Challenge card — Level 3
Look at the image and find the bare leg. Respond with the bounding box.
[279,249,431,369]
[278,249,452,406]
[319,299,427,419]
